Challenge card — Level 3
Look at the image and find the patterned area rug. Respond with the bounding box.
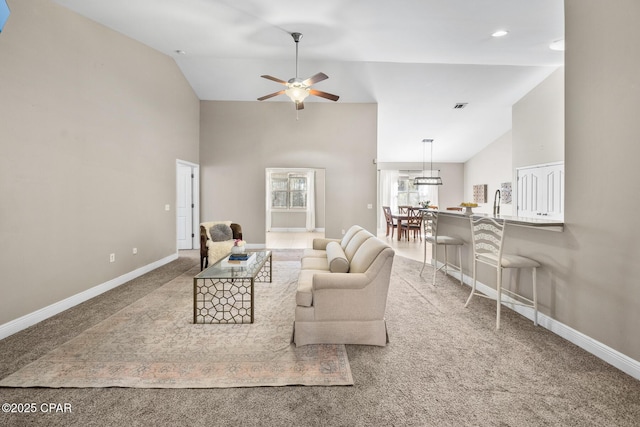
[0,260,353,388]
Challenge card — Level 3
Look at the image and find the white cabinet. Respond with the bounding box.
[517,162,564,220]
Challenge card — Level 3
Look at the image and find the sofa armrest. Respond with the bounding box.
[312,272,370,291]
[312,238,340,250]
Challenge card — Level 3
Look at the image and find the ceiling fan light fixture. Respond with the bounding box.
[285,86,310,103]
[257,32,339,110]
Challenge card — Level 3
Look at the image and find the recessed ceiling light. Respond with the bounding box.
[549,39,565,51]
[492,30,509,38]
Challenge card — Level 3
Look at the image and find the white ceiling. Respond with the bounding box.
[52,0,564,163]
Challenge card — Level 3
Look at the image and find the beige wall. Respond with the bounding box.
[563,0,640,360]
[199,101,378,241]
[454,2,640,363]
[513,67,565,168]
[0,1,200,325]
[463,130,514,216]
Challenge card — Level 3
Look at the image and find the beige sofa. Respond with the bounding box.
[199,221,243,270]
[293,225,395,346]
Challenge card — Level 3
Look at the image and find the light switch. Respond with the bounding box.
[165,204,170,211]
[367,204,373,209]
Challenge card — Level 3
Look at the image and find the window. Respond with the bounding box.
[271,173,307,209]
[397,171,433,206]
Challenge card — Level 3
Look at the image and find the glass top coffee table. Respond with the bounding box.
[193,250,272,324]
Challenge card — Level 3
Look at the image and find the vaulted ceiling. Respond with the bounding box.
[52,0,564,163]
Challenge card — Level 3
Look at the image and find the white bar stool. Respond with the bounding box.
[465,216,540,329]
[421,211,464,286]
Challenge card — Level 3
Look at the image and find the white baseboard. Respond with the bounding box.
[439,263,640,381]
[0,253,179,340]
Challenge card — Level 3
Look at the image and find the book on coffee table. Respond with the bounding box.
[221,253,256,268]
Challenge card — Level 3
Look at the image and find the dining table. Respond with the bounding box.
[391,206,436,241]
[391,212,409,241]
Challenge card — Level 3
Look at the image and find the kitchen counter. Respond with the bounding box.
[424,209,564,232]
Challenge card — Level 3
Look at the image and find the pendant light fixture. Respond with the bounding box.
[414,139,443,186]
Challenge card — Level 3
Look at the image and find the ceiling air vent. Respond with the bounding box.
[453,103,468,109]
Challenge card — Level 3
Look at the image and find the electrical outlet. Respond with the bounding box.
[132,248,137,255]
[109,253,115,263]
[341,229,345,235]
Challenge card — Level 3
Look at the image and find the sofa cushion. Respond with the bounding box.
[326,241,350,273]
[344,229,374,261]
[301,257,330,271]
[302,248,328,258]
[349,237,388,274]
[340,225,364,249]
[210,224,233,242]
[311,238,340,251]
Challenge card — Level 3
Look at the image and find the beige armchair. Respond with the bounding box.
[199,221,243,270]
[293,234,395,346]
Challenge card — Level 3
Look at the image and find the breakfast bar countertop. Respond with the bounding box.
[423,209,564,232]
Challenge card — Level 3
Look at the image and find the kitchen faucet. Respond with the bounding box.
[493,189,501,216]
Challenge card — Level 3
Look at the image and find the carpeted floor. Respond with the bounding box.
[0,250,639,426]
[0,256,352,388]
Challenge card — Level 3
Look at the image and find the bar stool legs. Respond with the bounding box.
[421,211,464,285]
[430,244,463,286]
[465,216,540,329]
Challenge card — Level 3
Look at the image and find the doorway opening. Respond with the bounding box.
[265,168,325,249]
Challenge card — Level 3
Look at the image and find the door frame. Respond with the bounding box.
[176,159,200,250]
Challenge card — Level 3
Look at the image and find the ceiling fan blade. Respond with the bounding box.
[257,90,285,101]
[302,72,329,86]
[261,75,288,85]
[296,102,305,110]
[309,89,340,102]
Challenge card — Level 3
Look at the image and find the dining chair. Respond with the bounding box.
[465,217,540,329]
[398,205,410,214]
[421,211,464,285]
[401,207,422,240]
[382,206,398,239]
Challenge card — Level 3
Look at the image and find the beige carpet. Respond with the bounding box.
[0,259,353,388]
[1,253,640,425]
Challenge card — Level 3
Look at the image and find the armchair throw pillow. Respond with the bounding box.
[209,224,233,242]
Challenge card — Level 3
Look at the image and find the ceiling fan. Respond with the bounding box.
[257,32,339,110]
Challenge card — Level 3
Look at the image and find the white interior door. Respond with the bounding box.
[176,161,200,250]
